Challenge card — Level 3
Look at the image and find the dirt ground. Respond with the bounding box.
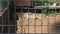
[17,12,60,34]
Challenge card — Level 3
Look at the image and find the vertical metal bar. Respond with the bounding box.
[48,1,49,34]
[20,6,23,34]
[40,0,43,34]
[54,0,57,34]
[28,0,29,34]
[47,0,50,34]
[1,0,4,34]
[0,0,3,12]
[14,0,17,34]
[41,0,43,34]
[34,0,36,34]
[20,0,23,34]
[2,11,3,34]
[7,0,10,34]
[8,0,10,33]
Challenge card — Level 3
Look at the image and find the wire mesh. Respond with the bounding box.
[0,0,60,34]
[16,0,60,34]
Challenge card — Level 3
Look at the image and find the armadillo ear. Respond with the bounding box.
[16,15,19,20]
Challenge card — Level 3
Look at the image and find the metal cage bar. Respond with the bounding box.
[0,0,60,34]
